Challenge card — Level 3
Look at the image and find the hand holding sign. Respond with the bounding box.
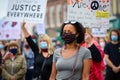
[21,21,30,38]
[21,21,26,30]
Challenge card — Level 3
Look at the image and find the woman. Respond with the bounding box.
[98,37,106,51]
[50,20,92,80]
[2,41,27,80]
[0,40,6,80]
[0,52,2,79]
[0,41,5,57]
[104,29,120,80]
[82,28,105,80]
[23,40,34,80]
[0,41,5,77]
[21,22,54,80]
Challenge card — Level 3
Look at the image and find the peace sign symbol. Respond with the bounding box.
[91,1,99,10]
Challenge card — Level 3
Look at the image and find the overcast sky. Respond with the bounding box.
[0,0,8,18]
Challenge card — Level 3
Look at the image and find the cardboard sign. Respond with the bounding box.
[6,0,47,23]
[0,20,21,40]
[36,23,46,34]
[67,0,110,37]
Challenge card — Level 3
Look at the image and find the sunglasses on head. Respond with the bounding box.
[64,20,77,24]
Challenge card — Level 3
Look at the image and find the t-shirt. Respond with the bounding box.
[53,46,91,80]
[104,42,120,69]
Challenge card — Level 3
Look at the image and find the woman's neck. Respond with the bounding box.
[42,51,50,58]
[111,41,119,44]
[64,43,78,50]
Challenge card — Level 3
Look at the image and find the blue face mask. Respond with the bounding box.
[111,35,118,41]
[9,48,17,55]
[0,44,4,49]
[39,42,48,49]
[32,39,36,43]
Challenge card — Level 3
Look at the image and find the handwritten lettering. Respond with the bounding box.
[72,1,87,8]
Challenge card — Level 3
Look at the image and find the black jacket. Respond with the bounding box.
[26,36,53,80]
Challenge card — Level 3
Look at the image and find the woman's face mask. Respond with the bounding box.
[24,44,30,49]
[9,48,17,55]
[100,42,105,48]
[111,35,118,41]
[62,32,76,44]
[39,42,48,49]
[0,44,4,49]
[32,39,36,43]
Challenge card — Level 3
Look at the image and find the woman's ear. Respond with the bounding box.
[76,33,79,37]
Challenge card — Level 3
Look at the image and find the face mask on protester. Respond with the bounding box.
[111,35,118,41]
[25,44,30,49]
[9,48,17,55]
[100,42,105,48]
[32,39,36,43]
[39,42,48,49]
[62,32,76,44]
[0,44,4,49]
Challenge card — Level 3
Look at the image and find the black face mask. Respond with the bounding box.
[25,45,30,49]
[9,48,17,55]
[41,49,48,52]
[62,32,76,44]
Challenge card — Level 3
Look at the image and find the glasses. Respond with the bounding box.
[64,20,77,24]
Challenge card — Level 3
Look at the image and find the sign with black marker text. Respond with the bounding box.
[6,0,47,23]
[67,0,110,37]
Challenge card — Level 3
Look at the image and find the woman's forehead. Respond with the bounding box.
[40,40,46,41]
[9,46,18,48]
[63,24,76,32]
[111,31,117,35]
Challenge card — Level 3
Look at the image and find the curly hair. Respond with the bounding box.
[109,29,120,42]
[60,21,85,43]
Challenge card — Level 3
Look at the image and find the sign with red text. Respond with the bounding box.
[67,0,110,37]
[0,20,21,40]
[6,0,47,23]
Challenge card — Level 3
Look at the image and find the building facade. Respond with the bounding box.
[110,0,120,29]
[45,0,67,37]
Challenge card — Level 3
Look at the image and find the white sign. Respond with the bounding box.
[36,23,46,34]
[0,20,21,40]
[67,0,110,37]
[6,0,47,23]
[92,27,107,37]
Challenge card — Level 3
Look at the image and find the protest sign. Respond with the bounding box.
[0,20,21,40]
[6,0,47,23]
[67,0,110,37]
[36,23,46,34]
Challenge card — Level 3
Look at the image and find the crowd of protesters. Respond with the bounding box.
[0,20,120,80]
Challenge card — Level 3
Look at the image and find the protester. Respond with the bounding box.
[104,29,120,80]
[21,22,54,80]
[55,40,62,49]
[0,41,5,57]
[2,41,27,80]
[49,20,92,80]
[0,52,2,80]
[98,37,106,50]
[82,27,105,80]
[23,39,34,80]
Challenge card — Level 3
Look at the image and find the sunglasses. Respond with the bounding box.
[64,20,77,24]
